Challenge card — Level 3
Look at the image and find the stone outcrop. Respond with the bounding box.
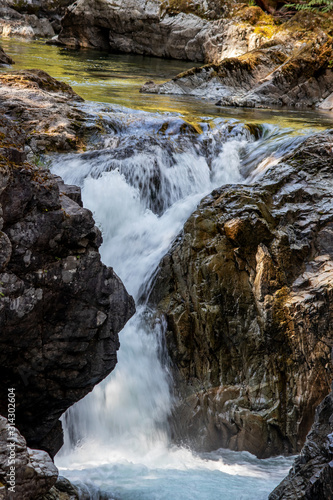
[0,416,58,499]
[56,0,271,62]
[141,10,333,110]
[269,388,333,499]
[0,0,55,38]
[2,0,74,34]
[149,132,333,458]
[0,72,135,461]
[0,46,13,65]
[0,69,103,154]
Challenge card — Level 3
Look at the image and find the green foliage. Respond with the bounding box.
[248,0,257,5]
[31,154,52,170]
[284,0,333,12]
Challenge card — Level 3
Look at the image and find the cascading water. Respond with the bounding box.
[51,105,303,499]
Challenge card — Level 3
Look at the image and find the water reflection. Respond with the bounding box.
[1,37,333,130]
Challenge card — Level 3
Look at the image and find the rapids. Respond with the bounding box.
[51,108,302,499]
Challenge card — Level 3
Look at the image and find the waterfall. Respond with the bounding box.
[52,107,298,499]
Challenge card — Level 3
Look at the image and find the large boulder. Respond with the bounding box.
[56,0,273,62]
[0,69,102,154]
[0,76,135,458]
[269,388,333,499]
[149,132,333,458]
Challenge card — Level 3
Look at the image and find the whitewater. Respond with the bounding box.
[49,104,305,499]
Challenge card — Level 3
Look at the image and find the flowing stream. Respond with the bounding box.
[50,108,305,500]
[2,38,333,500]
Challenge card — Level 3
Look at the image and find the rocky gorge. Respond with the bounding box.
[0,0,333,497]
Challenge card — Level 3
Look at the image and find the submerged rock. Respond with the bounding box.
[0,75,135,460]
[149,132,333,458]
[0,416,58,499]
[269,388,333,499]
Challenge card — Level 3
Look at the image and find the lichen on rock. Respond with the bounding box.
[140,9,333,110]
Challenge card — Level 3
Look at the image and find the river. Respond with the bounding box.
[2,38,332,500]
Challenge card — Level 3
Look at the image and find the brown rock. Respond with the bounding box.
[0,45,13,65]
[141,12,333,110]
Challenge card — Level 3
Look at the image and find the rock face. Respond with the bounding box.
[0,416,58,499]
[149,132,333,458]
[56,0,270,62]
[0,74,135,458]
[0,45,13,65]
[141,10,333,110]
[269,388,333,499]
[0,0,55,38]
[41,476,79,500]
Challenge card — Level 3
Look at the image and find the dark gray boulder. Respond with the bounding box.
[269,388,333,499]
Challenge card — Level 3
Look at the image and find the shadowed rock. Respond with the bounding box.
[0,45,13,65]
[269,388,333,499]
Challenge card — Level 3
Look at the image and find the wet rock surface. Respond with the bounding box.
[269,389,333,499]
[0,73,135,462]
[0,69,105,153]
[41,476,80,500]
[0,416,58,499]
[150,132,333,458]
